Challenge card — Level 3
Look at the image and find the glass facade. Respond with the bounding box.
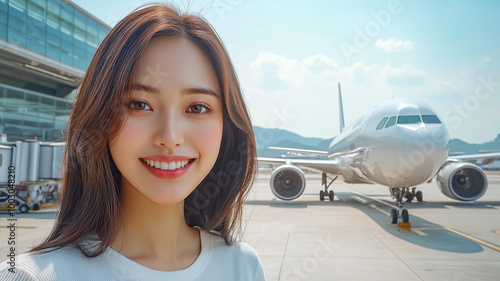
[0,82,72,141]
[0,0,110,141]
[0,0,109,70]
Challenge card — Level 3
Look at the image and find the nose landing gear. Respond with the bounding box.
[390,187,416,225]
[390,201,409,224]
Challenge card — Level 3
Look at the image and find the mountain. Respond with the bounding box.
[253,126,500,158]
[449,134,500,154]
[253,126,332,157]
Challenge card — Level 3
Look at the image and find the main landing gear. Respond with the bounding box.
[320,173,337,201]
[389,187,423,224]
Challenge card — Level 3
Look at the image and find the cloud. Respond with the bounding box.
[345,62,377,85]
[250,52,342,91]
[480,57,491,63]
[302,54,339,74]
[381,64,426,86]
[249,52,426,93]
[250,52,304,91]
[375,38,414,52]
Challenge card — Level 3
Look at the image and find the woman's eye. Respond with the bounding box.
[128,101,151,111]
[188,104,211,114]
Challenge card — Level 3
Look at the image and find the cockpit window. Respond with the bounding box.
[422,115,441,124]
[397,115,421,124]
[376,117,388,130]
[385,116,396,128]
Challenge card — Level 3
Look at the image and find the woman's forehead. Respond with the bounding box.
[135,36,221,95]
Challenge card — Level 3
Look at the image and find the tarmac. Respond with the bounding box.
[244,171,500,281]
[1,171,500,280]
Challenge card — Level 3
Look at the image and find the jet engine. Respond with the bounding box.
[436,162,488,201]
[270,165,306,200]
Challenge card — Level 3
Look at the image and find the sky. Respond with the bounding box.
[71,0,500,144]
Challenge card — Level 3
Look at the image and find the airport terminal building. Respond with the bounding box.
[0,0,110,141]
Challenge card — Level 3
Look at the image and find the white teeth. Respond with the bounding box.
[161,162,168,170]
[168,162,175,170]
[143,159,191,170]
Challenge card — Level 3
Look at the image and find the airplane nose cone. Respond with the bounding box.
[401,128,444,185]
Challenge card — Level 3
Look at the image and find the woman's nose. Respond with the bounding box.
[153,112,184,148]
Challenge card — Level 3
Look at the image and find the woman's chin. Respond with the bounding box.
[144,190,191,206]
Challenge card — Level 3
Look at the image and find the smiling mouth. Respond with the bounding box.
[140,158,195,171]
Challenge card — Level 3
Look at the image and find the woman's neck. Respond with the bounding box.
[111,179,201,271]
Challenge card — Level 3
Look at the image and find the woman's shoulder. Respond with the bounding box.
[0,246,76,280]
[0,245,109,281]
[202,231,265,280]
[204,231,259,259]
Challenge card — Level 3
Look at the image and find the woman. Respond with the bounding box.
[0,4,265,281]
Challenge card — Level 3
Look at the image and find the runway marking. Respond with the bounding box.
[340,185,395,209]
[368,203,390,216]
[351,195,368,204]
[343,185,428,236]
[445,227,500,252]
[410,228,428,236]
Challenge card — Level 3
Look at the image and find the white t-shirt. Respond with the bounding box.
[0,230,265,281]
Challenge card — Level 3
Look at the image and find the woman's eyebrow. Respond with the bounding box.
[182,87,219,98]
[132,84,159,94]
[132,84,219,98]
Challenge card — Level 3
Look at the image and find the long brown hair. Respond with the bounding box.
[31,4,256,257]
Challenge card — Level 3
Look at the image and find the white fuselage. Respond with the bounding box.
[328,99,449,188]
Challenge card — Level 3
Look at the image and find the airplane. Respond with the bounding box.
[257,83,500,224]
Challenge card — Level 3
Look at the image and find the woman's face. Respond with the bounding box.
[109,36,223,205]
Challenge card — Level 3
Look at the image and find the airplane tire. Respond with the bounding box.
[319,191,324,201]
[402,209,409,223]
[390,209,398,224]
[416,191,423,202]
[404,192,413,203]
[329,190,334,201]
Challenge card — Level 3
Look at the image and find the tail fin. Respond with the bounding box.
[338,82,345,133]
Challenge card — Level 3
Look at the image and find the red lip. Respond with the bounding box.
[140,158,195,180]
[142,155,194,162]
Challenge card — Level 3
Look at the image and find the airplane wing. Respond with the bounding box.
[266,147,328,155]
[448,152,500,165]
[257,157,341,174]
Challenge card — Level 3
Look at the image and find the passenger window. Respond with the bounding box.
[422,115,441,124]
[376,117,388,130]
[397,115,421,124]
[385,116,396,128]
